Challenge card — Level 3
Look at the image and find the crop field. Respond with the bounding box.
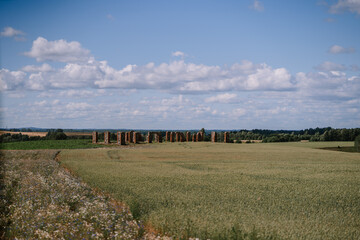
[59,141,360,239]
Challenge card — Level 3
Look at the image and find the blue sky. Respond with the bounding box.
[1,0,359,130]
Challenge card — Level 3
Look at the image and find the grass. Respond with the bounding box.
[0,139,109,150]
[59,141,360,239]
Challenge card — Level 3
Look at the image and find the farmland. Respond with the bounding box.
[59,141,360,239]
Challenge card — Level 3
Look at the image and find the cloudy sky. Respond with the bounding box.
[0,0,359,130]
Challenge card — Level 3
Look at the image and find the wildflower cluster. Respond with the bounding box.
[1,150,146,239]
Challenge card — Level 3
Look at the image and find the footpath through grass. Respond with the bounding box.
[0,150,145,239]
[60,141,360,239]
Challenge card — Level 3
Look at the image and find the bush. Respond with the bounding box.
[45,129,67,140]
[355,135,360,152]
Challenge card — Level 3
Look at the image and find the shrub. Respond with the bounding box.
[45,129,67,140]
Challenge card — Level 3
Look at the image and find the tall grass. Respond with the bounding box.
[60,142,360,239]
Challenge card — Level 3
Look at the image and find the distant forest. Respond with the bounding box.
[1,127,360,143]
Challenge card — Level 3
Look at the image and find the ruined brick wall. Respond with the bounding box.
[165,131,170,141]
[104,131,111,144]
[224,132,229,143]
[192,133,196,142]
[117,132,125,145]
[92,131,98,144]
[211,132,217,142]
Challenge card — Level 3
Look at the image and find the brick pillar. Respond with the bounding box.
[192,133,196,142]
[133,132,138,144]
[211,132,217,143]
[117,132,125,145]
[186,132,191,142]
[175,132,180,142]
[92,131,98,143]
[224,132,230,143]
[129,131,134,143]
[147,132,152,143]
[104,131,111,144]
[180,132,185,142]
[170,132,175,142]
[157,132,163,143]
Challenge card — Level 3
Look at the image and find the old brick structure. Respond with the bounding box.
[179,132,185,142]
[192,133,196,142]
[196,132,202,142]
[133,132,138,144]
[104,131,111,144]
[165,131,170,141]
[147,132,152,143]
[224,132,230,143]
[211,132,217,142]
[155,132,162,143]
[117,132,125,145]
[170,132,175,142]
[186,132,191,142]
[92,131,98,143]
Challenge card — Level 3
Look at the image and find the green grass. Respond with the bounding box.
[0,139,104,150]
[59,142,360,239]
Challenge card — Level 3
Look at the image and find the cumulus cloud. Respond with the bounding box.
[0,69,26,91]
[315,61,347,71]
[24,37,91,62]
[22,63,53,72]
[0,59,295,92]
[172,51,185,57]
[250,0,264,12]
[205,93,238,103]
[1,26,25,41]
[328,45,355,54]
[329,0,360,14]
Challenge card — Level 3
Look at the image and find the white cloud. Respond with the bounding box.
[22,63,53,72]
[172,51,185,57]
[66,102,93,111]
[205,93,237,103]
[0,69,26,91]
[329,0,360,14]
[315,61,347,71]
[1,27,25,40]
[328,45,355,54]
[250,0,264,12]
[24,37,91,62]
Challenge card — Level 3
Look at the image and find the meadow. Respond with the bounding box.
[59,141,360,239]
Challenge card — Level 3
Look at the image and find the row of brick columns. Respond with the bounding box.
[147,132,162,143]
[165,131,204,142]
[93,131,231,144]
[92,131,141,145]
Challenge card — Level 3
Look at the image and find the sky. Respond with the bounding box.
[0,0,359,130]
